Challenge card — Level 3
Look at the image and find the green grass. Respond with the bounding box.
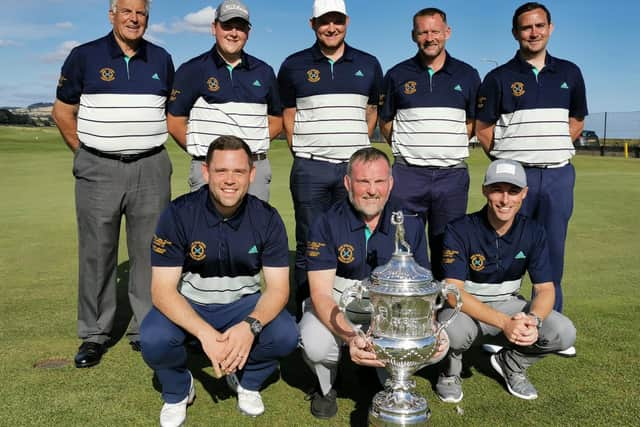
[1,126,639,426]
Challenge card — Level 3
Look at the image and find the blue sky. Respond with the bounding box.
[1,0,639,116]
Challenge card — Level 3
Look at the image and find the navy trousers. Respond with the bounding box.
[520,163,575,312]
[290,157,348,316]
[140,292,298,403]
[391,163,469,280]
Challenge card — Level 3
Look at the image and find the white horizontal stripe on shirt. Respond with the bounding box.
[186,98,269,156]
[179,272,261,305]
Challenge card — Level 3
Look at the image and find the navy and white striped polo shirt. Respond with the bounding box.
[151,186,289,305]
[278,43,383,163]
[306,198,429,322]
[442,206,553,302]
[477,52,588,165]
[57,32,174,154]
[168,47,281,157]
[380,53,480,167]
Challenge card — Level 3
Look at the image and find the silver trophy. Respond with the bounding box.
[340,211,462,425]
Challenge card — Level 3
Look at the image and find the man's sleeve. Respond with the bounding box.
[379,70,397,122]
[527,225,554,285]
[475,71,502,124]
[261,210,289,267]
[167,62,199,116]
[306,216,337,271]
[56,47,84,104]
[367,58,384,106]
[441,224,469,281]
[466,68,482,119]
[266,66,283,116]
[569,65,588,119]
[277,60,297,109]
[165,54,176,96]
[151,205,187,267]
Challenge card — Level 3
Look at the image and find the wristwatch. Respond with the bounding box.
[244,316,263,336]
[528,313,542,329]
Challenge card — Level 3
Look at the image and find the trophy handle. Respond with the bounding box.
[339,282,364,313]
[435,282,462,337]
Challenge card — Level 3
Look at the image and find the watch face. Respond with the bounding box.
[252,322,263,334]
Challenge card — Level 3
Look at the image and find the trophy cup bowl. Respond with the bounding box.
[340,212,462,426]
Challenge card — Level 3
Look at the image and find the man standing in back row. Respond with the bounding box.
[379,7,480,280]
[52,0,174,368]
[475,2,588,313]
[168,0,282,200]
[278,0,383,317]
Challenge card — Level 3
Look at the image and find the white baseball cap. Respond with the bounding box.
[312,0,347,18]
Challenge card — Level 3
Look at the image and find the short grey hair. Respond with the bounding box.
[346,147,391,177]
[110,0,152,14]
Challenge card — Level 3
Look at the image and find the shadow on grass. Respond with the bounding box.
[415,343,507,396]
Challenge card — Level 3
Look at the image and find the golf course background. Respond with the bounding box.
[1,126,638,426]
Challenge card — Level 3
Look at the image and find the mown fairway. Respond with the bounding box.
[1,126,639,426]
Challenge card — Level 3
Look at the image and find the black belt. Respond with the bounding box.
[522,160,570,169]
[81,143,164,163]
[192,152,267,162]
[394,156,467,169]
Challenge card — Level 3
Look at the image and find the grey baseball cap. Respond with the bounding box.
[215,0,250,25]
[483,159,527,188]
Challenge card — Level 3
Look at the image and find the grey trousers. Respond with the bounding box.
[299,300,386,395]
[73,147,172,344]
[188,158,272,202]
[437,295,576,376]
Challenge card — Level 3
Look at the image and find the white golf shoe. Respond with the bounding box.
[226,373,265,417]
[160,372,196,427]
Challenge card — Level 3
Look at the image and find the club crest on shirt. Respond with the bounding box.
[207,77,220,92]
[152,234,172,255]
[307,69,320,83]
[404,81,417,95]
[511,81,525,97]
[57,75,67,88]
[99,67,116,82]
[477,96,487,109]
[189,241,207,261]
[338,243,355,264]
[442,249,458,264]
[169,89,181,102]
[306,241,326,258]
[470,253,486,271]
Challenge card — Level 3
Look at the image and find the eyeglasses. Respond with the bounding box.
[114,7,148,20]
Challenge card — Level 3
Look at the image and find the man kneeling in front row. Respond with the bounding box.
[140,136,298,426]
[437,159,576,402]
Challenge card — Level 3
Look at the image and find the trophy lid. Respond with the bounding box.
[367,212,438,296]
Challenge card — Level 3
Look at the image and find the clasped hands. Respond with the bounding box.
[503,312,539,347]
[199,322,254,378]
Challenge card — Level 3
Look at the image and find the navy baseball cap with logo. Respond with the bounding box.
[215,0,250,26]
[483,159,527,188]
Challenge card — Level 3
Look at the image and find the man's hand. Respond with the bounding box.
[218,322,255,374]
[198,329,230,378]
[503,312,539,346]
[348,335,385,368]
